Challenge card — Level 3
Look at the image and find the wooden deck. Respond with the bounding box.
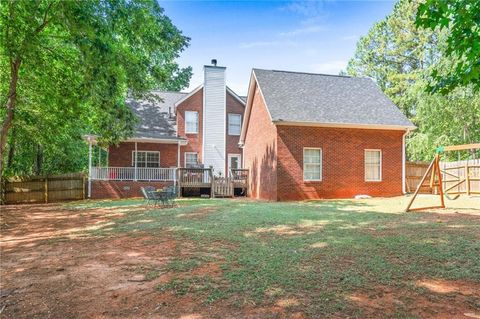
[177,168,248,197]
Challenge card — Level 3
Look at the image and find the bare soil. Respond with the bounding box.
[1,202,479,319]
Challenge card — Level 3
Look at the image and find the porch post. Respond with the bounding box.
[88,139,92,198]
[134,141,138,181]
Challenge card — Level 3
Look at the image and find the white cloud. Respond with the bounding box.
[279,25,325,37]
[239,40,297,49]
[310,60,348,74]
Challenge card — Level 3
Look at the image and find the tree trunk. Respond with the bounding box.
[35,144,43,175]
[0,58,22,190]
[6,127,16,168]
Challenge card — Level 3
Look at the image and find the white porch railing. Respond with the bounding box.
[91,167,176,181]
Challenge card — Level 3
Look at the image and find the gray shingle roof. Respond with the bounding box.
[126,91,187,140]
[253,69,415,128]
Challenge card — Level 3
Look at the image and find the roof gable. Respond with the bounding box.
[252,69,415,129]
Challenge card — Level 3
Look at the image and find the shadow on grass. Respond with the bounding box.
[75,198,480,316]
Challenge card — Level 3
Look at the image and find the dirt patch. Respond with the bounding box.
[416,279,479,295]
[2,202,480,319]
[347,282,480,319]
[177,207,217,219]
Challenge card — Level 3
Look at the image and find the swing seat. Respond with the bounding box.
[445,193,460,200]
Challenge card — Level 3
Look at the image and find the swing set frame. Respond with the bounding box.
[405,143,480,212]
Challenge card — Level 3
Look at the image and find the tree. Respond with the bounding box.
[416,0,480,93]
[0,0,191,181]
[347,0,480,160]
[346,0,438,118]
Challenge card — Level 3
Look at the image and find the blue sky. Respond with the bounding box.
[160,0,395,95]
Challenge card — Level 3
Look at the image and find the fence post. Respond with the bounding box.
[465,163,470,196]
[210,168,215,198]
[44,177,48,203]
[82,176,86,199]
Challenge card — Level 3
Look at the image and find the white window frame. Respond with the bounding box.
[303,147,322,182]
[184,152,198,168]
[131,151,160,168]
[228,113,242,136]
[364,149,382,182]
[185,111,199,134]
[228,153,242,171]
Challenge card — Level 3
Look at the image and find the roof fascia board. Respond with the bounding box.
[239,70,275,146]
[174,84,204,107]
[273,120,416,131]
[125,137,188,145]
[239,71,258,145]
[226,86,246,105]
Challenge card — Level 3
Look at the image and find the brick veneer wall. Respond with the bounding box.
[176,88,245,169]
[276,126,405,200]
[242,83,278,200]
[177,88,204,167]
[91,180,172,199]
[225,91,245,171]
[108,142,178,167]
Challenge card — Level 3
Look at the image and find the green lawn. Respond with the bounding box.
[68,196,480,317]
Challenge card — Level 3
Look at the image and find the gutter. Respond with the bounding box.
[402,128,411,195]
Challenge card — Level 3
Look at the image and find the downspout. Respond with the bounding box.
[402,129,410,194]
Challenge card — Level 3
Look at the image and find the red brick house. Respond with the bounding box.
[239,69,416,201]
[89,61,246,198]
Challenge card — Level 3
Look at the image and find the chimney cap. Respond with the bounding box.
[211,59,217,66]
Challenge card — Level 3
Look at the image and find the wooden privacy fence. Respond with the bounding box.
[406,160,480,194]
[406,161,433,194]
[2,173,85,204]
[441,159,480,195]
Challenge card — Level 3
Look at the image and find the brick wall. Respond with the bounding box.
[177,88,203,167]
[225,91,245,172]
[176,88,245,170]
[242,83,278,200]
[91,180,172,199]
[108,142,178,168]
[276,126,404,200]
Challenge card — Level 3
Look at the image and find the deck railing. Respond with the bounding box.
[177,168,213,187]
[90,167,176,181]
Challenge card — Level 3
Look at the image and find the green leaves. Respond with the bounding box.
[346,0,480,161]
[1,0,191,176]
[416,0,480,93]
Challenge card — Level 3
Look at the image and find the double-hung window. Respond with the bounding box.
[303,148,322,181]
[185,111,198,134]
[185,152,198,168]
[132,151,160,168]
[365,149,382,181]
[228,113,242,136]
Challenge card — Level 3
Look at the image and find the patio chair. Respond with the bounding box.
[163,185,178,207]
[141,186,160,206]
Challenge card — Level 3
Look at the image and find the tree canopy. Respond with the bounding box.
[0,0,191,178]
[416,0,480,93]
[347,0,480,161]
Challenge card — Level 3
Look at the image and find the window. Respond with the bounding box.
[185,152,198,168]
[132,151,160,168]
[228,113,242,136]
[365,149,382,181]
[228,154,241,171]
[303,148,322,181]
[185,111,198,134]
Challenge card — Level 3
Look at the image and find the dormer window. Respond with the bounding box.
[185,111,198,134]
